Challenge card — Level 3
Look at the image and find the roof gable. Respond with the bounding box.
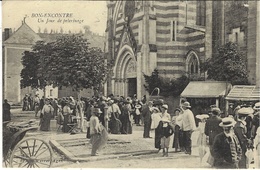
[4,23,42,45]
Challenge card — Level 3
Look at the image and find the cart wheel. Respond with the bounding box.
[9,137,53,168]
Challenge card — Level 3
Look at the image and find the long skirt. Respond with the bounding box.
[172,125,181,149]
[109,118,122,134]
[63,115,70,133]
[120,115,132,134]
[155,127,161,149]
[90,125,108,155]
[40,112,52,131]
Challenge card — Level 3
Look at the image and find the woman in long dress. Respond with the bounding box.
[196,114,209,165]
[40,98,54,131]
[120,100,132,134]
[172,108,184,152]
[62,101,72,133]
[89,107,108,156]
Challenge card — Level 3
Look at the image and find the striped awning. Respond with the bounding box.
[226,85,260,101]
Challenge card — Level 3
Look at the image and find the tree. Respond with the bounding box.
[201,42,248,85]
[20,41,48,90]
[143,69,189,97]
[20,34,108,94]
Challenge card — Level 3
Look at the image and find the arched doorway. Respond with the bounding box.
[113,45,137,97]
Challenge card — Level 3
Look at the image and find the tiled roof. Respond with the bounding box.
[4,23,105,49]
[4,23,42,45]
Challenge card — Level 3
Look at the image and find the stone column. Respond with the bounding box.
[205,1,212,60]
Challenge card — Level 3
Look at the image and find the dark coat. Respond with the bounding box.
[234,120,248,169]
[212,132,242,169]
[3,102,11,121]
[142,105,152,123]
[157,121,174,138]
[204,115,222,145]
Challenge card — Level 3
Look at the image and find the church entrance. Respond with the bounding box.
[128,78,137,98]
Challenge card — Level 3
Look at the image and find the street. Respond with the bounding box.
[8,108,213,168]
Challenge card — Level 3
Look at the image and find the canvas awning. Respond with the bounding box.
[226,85,260,101]
[180,81,231,98]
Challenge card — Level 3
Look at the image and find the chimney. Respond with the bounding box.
[4,28,12,41]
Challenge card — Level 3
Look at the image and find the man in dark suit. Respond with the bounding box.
[142,101,153,138]
[205,107,223,146]
[204,107,223,166]
[212,117,242,169]
[234,107,253,169]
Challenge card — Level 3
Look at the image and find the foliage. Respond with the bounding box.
[200,42,248,85]
[143,69,189,97]
[20,34,108,91]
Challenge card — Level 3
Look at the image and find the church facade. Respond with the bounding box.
[104,1,209,99]
[104,0,260,100]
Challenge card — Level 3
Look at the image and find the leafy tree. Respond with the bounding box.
[20,41,48,89]
[20,34,108,93]
[201,42,248,85]
[143,69,189,97]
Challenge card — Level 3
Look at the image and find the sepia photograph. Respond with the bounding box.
[2,0,260,168]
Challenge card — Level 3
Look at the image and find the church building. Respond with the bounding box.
[104,1,209,99]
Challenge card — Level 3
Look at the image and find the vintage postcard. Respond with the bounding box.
[2,0,260,169]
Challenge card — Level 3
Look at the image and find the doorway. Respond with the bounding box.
[128,78,137,97]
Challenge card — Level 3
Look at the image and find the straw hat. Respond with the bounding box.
[152,107,160,112]
[182,102,191,108]
[196,114,209,120]
[219,117,236,127]
[93,108,102,114]
[162,104,168,110]
[135,104,142,109]
[253,102,260,111]
[237,107,254,116]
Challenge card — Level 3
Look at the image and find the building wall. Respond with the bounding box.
[111,1,205,78]
[4,45,33,104]
[212,1,258,85]
[106,1,206,98]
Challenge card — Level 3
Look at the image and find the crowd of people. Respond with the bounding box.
[196,102,260,169]
[18,93,260,165]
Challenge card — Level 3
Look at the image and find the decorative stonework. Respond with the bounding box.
[127,59,136,73]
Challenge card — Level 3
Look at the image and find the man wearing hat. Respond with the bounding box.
[204,107,223,166]
[234,107,253,168]
[212,117,242,168]
[181,101,196,155]
[228,103,235,117]
[205,108,223,146]
[142,101,153,138]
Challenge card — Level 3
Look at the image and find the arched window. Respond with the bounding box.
[188,54,199,74]
[186,51,200,77]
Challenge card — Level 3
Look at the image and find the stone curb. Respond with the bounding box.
[49,139,158,162]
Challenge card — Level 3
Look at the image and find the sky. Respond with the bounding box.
[2,1,107,35]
